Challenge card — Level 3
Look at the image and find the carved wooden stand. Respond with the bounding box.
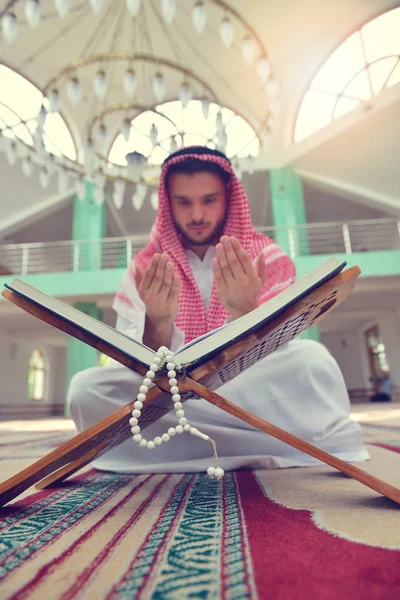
[1,267,399,507]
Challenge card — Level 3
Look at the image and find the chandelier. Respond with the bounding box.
[0,0,280,210]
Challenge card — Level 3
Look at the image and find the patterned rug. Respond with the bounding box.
[1,407,400,600]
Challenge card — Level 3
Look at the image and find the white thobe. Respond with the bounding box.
[68,249,369,473]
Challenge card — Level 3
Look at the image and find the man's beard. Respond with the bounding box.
[174,217,226,247]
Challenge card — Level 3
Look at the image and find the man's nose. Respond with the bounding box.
[191,205,204,221]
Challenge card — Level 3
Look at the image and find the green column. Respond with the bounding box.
[72,181,106,270]
[65,181,107,413]
[65,302,102,414]
[270,166,318,341]
[300,326,320,342]
[269,166,309,257]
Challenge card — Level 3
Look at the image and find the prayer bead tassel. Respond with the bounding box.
[128,346,224,480]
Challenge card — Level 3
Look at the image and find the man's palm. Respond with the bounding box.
[212,236,267,319]
[135,254,181,322]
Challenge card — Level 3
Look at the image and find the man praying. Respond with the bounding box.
[68,146,368,473]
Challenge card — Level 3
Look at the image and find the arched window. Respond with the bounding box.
[295,8,400,142]
[28,349,47,401]
[0,64,76,160]
[108,99,260,166]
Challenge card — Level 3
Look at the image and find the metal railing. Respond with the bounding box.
[279,219,400,257]
[0,236,146,275]
[0,218,399,275]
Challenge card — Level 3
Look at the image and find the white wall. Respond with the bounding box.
[0,331,66,408]
[321,330,367,389]
[46,346,67,407]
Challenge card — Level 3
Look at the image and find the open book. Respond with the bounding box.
[3,258,345,377]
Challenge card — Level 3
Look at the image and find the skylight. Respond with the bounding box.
[295,8,400,142]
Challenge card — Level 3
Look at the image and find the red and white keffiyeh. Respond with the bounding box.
[114,148,296,343]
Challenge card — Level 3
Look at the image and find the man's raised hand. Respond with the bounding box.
[212,236,267,321]
[135,253,181,323]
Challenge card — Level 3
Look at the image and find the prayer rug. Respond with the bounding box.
[0,406,399,599]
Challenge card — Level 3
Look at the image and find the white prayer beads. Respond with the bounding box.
[207,466,225,480]
[129,346,224,480]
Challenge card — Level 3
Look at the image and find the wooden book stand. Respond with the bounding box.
[1,266,400,508]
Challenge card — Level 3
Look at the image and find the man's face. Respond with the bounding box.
[168,171,227,248]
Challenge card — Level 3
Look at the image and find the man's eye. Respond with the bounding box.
[204,197,216,204]
[179,200,190,206]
